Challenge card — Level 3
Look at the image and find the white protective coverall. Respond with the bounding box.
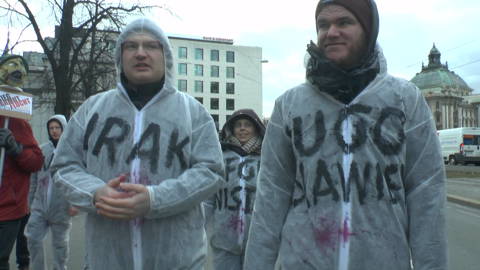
[205,110,264,270]
[243,49,447,270]
[26,114,71,270]
[51,18,225,270]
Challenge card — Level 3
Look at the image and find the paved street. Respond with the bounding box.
[447,178,480,202]
[447,202,480,270]
[9,177,480,270]
[9,214,86,270]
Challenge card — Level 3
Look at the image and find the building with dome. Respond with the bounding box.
[411,44,478,130]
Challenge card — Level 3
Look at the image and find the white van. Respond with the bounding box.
[437,127,480,165]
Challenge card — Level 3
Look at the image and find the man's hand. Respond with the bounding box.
[0,128,22,156]
[94,176,150,220]
[94,174,133,203]
[68,206,79,216]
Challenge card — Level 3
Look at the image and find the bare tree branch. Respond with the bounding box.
[1,0,165,118]
[10,24,32,51]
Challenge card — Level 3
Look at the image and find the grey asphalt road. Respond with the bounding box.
[9,213,86,270]
[447,202,480,270]
[447,178,480,202]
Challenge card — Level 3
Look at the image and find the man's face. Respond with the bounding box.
[48,121,62,140]
[316,5,367,69]
[122,33,165,85]
[0,57,27,87]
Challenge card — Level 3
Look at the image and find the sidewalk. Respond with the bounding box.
[446,177,480,209]
[447,194,480,209]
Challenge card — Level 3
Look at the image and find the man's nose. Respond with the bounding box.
[134,46,148,57]
[326,25,341,37]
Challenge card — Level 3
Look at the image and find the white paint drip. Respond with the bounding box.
[339,113,352,270]
[238,156,246,245]
[131,111,143,270]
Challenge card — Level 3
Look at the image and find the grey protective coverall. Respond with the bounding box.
[26,114,71,270]
[51,18,224,270]
[244,50,447,270]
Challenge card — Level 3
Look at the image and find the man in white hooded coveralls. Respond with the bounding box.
[244,0,448,270]
[26,114,78,270]
[50,18,225,269]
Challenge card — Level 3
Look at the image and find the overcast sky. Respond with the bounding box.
[2,0,479,118]
[152,0,480,117]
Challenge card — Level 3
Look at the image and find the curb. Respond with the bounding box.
[447,194,480,209]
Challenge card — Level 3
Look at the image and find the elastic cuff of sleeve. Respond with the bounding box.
[147,186,155,211]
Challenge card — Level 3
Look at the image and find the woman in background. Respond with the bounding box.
[205,109,265,270]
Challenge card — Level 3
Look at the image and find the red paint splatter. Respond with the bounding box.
[340,218,355,243]
[39,176,49,188]
[227,214,244,234]
[137,173,151,185]
[313,217,338,251]
[127,170,152,186]
[313,217,357,252]
[39,176,49,198]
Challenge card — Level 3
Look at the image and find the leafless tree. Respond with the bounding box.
[0,0,165,118]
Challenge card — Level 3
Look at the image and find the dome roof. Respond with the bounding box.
[429,44,440,55]
[411,68,472,90]
[411,44,472,92]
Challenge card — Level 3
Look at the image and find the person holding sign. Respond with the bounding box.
[205,109,265,270]
[50,18,224,269]
[0,54,43,270]
[244,0,447,269]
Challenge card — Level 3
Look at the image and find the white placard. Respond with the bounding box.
[0,85,33,120]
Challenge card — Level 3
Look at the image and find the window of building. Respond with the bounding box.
[195,48,203,60]
[226,99,235,111]
[210,49,219,61]
[226,83,235,94]
[194,64,204,76]
[211,65,219,77]
[210,82,219,93]
[226,67,235,78]
[195,97,203,104]
[194,80,203,93]
[178,63,187,75]
[178,47,187,59]
[178,79,187,92]
[211,114,219,124]
[226,51,235,63]
[210,98,219,110]
[226,115,232,121]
